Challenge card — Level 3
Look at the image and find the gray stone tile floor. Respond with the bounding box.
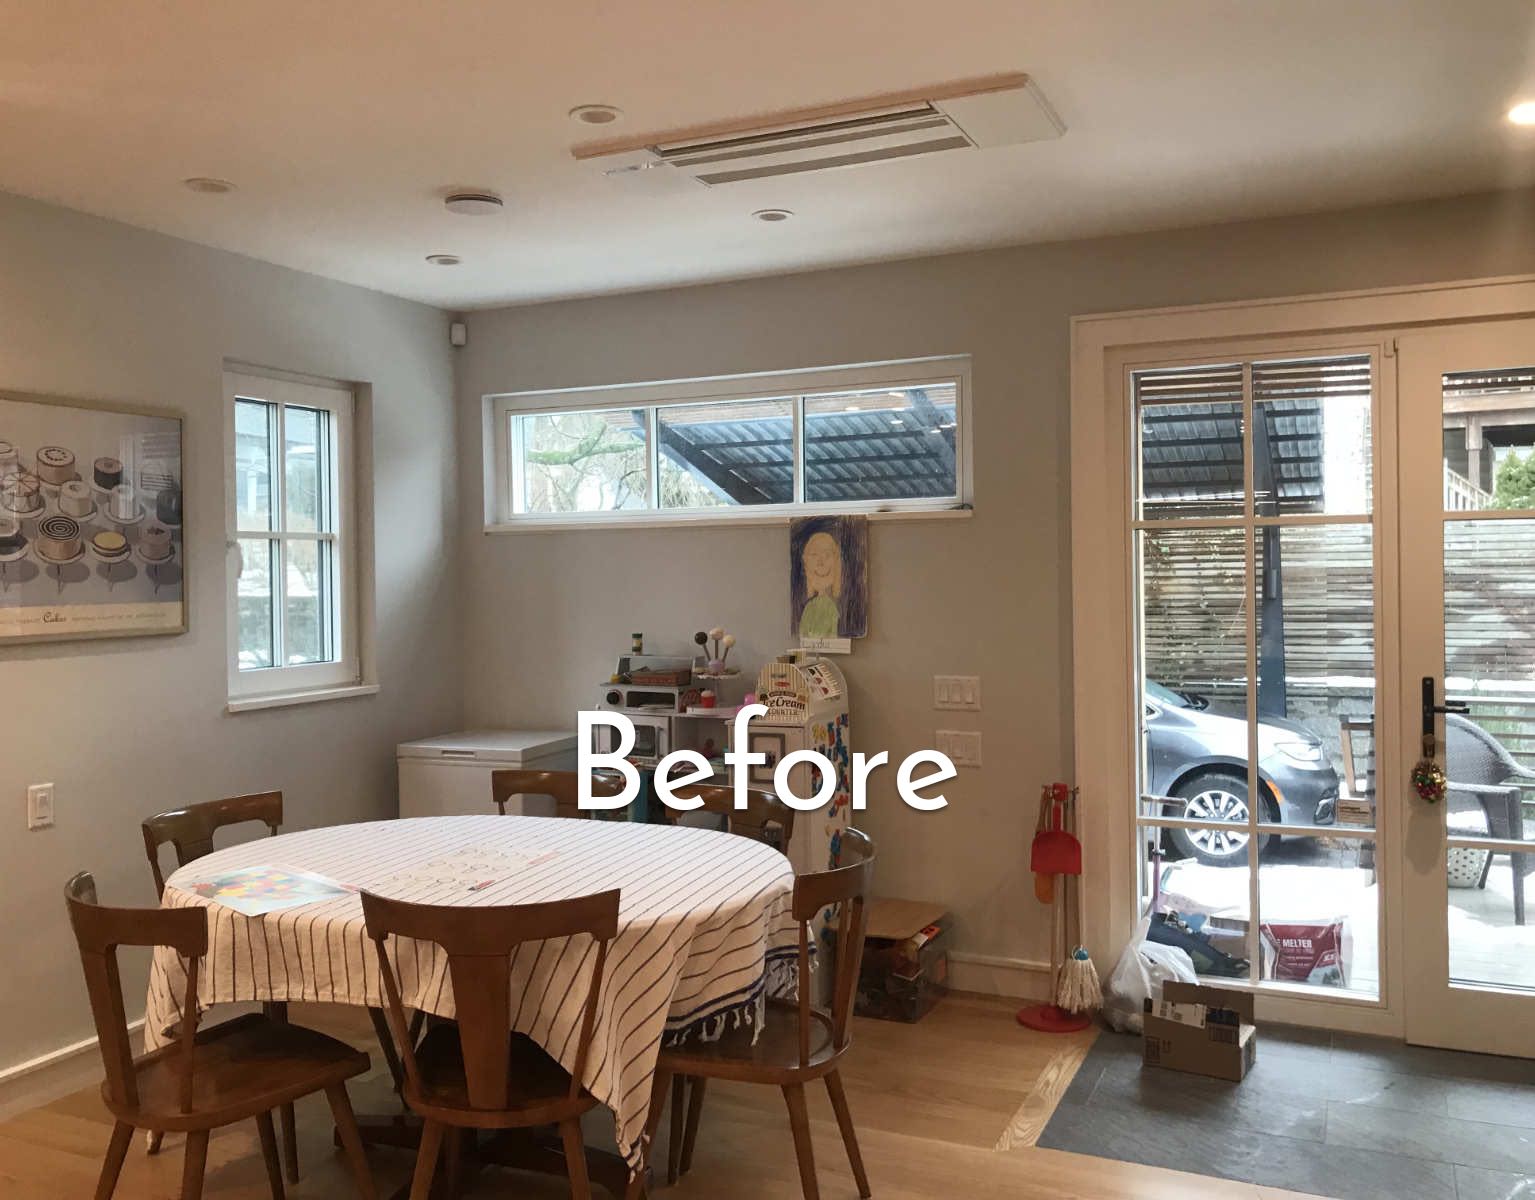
[1038,1026,1535,1199]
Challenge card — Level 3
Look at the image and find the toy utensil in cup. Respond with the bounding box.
[1055,789,1102,1015]
[1018,782,1092,1033]
[1032,786,1054,903]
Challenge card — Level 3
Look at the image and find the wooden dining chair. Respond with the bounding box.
[141,791,284,897]
[490,768,626,819]
[659,780,797,853]
[140,791,302,1178]
[360,887,622,1200]
[64,872,377,1200]
[648,828,875,1200]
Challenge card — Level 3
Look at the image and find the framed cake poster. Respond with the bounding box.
[0,391,185,645]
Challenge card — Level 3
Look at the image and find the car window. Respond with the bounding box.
[1145,681,1189,708]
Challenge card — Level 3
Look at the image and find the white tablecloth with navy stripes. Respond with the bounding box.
[144,815,798,1167]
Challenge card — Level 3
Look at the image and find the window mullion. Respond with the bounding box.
[508,412,524,519]
[327,407,342,663]
[647,407,660,510]
[1241,360,1260,987]
[793,396,805,505]
[273,402,288,668]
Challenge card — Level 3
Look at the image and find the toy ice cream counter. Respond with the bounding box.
[747,652,852,878]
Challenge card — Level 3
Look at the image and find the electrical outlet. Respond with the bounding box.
[936,730,982,768]
[27,783,55,830]
[934,675,981,711]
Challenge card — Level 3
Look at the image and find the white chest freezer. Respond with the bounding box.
[397,729,577,818]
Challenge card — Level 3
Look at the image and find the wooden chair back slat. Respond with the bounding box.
[141,791,283,896]
[490,769,626,819]
[660,781,797,851]
[448,954,514,1108]
[361,888,620,1112]
[789,828,875,1059]
[64,872,208,1110]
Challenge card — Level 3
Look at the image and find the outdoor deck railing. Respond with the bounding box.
[1444,465,1494,511]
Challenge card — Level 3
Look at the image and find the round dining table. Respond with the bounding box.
[144,814,799,1179]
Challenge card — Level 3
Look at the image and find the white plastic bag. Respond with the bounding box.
[1101,916,1198,1034]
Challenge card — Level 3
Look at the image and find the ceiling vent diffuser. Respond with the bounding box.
[575,73,1064,185]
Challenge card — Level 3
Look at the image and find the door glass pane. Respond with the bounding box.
[1253,524,1367,832]
[657,397,793,508]
[803,385,958,503]
[234,399,274,531]
[283,539,333,665]
[1448,845,1535,991]
[1252,355,1372,517]
[1444,519,1535,848]
[1134,364,1244,520]
[518,409,647,513]
[1441,364,1535,995]
[236,538,275,669]
[1259,841,1378,997]
[1139,528,1255,863]
[284,405,329,533]
[1442,366,1535,512]
[1142,826,1253,981]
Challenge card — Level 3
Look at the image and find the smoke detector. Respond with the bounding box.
[574,73,1064,185]
[425,253,462,266]
[444,191,504,216]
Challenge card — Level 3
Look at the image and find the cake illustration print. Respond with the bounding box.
[0,389,185,642]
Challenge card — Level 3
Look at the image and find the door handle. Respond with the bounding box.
[1421,677,1469,754]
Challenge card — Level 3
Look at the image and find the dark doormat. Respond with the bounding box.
[1037,1026,1535,1200]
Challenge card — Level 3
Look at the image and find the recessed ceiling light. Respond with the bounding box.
[444,191,504,216]
[183,177,236,194]
[570,104,622,126]
[752,208,793,222]
[425,253,462,266]
[1510,101,1535,126]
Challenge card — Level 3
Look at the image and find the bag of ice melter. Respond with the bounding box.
[1102,916,1198,1034]
[1259,919,1347,987]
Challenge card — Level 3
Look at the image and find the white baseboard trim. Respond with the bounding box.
[0,1019,143,1123]
[948,951,1053,1000]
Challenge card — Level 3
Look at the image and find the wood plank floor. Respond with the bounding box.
[0,994,1314,1199]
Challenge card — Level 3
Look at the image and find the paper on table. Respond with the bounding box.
[179,865,357,917]
[378,844,560,894]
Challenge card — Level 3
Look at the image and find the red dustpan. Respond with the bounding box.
[1031,783,1081,877]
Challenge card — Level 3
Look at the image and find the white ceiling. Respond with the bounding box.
[5,1,1535,310]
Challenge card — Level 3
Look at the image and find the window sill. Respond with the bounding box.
[226,682,379,714]
[483,508,973,534]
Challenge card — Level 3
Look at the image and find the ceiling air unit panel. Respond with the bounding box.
[576,74,1065,186]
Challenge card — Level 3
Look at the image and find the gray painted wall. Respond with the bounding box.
[0,191,462,1069]
[456,188,1535,982]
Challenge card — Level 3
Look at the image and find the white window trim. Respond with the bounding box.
[224,369,362,704]
[483,356,973,530]
[1071,272,1535,1039]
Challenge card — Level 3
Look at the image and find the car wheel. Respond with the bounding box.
[1166,771,1272,867]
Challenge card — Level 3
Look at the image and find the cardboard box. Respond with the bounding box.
[856,899,950,1023]
[1141,981,1257,1082]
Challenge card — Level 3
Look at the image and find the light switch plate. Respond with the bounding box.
[27,783,54,830]
[934,675,981,711]
[936,730,982,767]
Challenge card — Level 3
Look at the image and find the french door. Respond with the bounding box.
[1132,348,1388,1009]
[1399,319,1535,1057]
[1128,323,1535,1055]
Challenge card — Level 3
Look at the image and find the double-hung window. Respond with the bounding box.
[225,370,359,700]
[487,357,971,526]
